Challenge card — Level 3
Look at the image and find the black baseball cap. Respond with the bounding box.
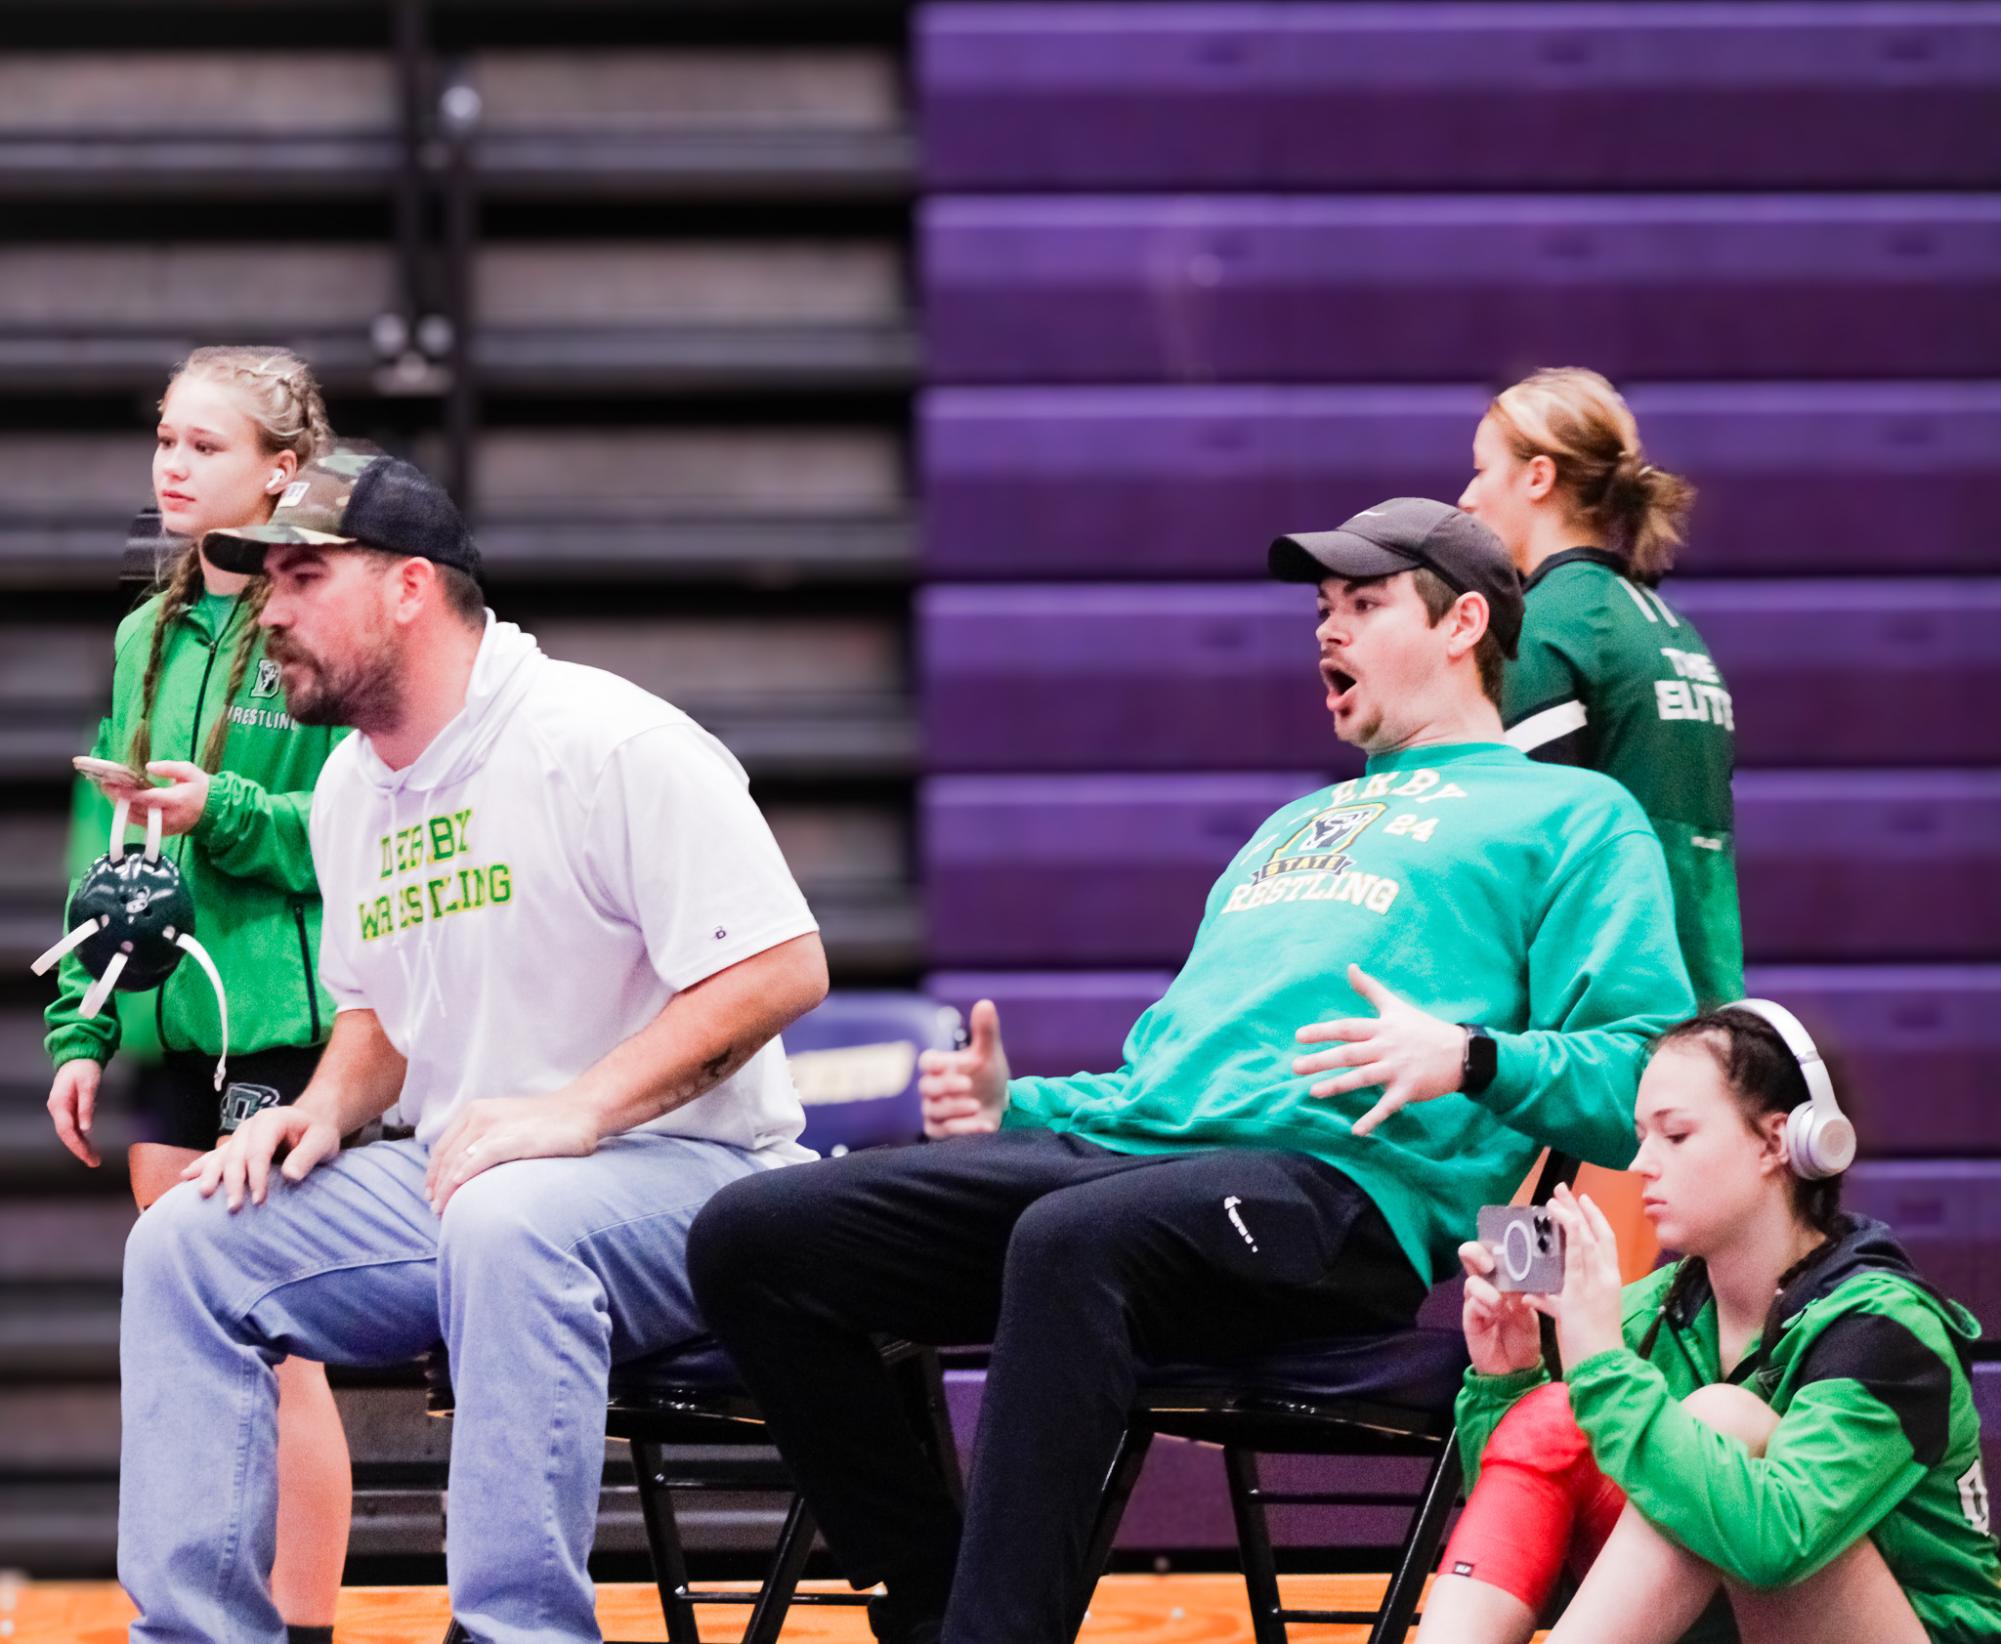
[204,447,480,578]
[1269,497,1522,658]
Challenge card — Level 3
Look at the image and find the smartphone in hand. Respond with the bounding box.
[1477,1205,1566,1294]
[73,755,152,789]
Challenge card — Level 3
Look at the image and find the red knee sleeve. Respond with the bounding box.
[1439,1382,1626,1612]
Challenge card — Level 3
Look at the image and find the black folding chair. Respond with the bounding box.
[430,1333,960,1644]
[432,989,966,1644]
[1080,1151,1579,1644]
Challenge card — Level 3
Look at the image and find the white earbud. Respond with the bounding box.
[1730,998,1856,1180]
[268,470,287,492]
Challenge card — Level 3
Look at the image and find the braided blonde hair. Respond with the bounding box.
[1488,367,1696,585]
[130,347,334,773]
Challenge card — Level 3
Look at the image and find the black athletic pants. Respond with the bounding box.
[685,1128,1428,1644]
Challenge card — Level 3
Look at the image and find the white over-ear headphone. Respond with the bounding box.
[1729,998,1856,1180]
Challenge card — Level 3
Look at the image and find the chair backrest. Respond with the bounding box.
[1527,1150,1580,1204]
[783,990,963,1157]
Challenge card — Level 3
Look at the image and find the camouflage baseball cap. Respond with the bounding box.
[204,446,479,577]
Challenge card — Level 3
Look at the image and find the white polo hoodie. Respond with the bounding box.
[308,615,818,1157]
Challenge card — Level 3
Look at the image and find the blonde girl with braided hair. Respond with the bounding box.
[1459,366,1744,1282]
[43,347,352,1644]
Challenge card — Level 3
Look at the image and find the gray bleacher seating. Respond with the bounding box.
[922,772,2001,966]
[0,239,914,396]
[458,426,912,583]
[1,608,914,779]
[0,426,913,589]
[922,197,2001,383]
[919,383,2001,580]
[2,2,923,1586]
[0,48,913,201]
[922,4,2001,190]
[919,581,2001,771]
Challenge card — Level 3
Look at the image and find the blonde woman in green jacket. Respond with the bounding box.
[1417,1007,2001,1644]
[42,348,351,1644]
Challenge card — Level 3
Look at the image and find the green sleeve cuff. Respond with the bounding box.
[1467,1364,1551,1399]
[999,1080,1045,1131]
[1559,1347,1634,1427]
[188,768,248,849]
[1482,1032,1539,1116]
[46,1029,114,1069]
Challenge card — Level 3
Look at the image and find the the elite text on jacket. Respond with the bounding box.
[1501,549,1743,1009]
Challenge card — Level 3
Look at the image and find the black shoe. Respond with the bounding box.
[868,1590,945,1644]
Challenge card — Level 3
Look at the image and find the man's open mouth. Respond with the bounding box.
[1320,662,1357,704]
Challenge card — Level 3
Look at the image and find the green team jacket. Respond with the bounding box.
[1500,549,1745,1010]
[1003,742,1695,1284]
[1457,1217,2001,1643]
[45,590,345,1068]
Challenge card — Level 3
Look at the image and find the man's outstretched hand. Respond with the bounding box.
[1294,963,1470,1137]
[918,999,1010,1138]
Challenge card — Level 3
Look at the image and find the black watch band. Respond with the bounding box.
[1459,1023,1498,1096]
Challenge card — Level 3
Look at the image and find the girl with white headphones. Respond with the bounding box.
[41,347,352,1643]
[1417,1004,2001,1644]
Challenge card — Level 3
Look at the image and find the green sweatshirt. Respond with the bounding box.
[45,589,346,1067]
[1500,550,1744,1009]
[1457,1218,2001,1643]
[1003,742,1696,1283]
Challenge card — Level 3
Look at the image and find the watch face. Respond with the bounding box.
[1464,1027,1498,1093]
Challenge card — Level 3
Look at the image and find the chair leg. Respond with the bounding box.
[1067,1422,1154,1640]
[1224,1446,1289,1644]
[631,1439,702,1644]
[740,1492,819,1644]
[897,1346,966,1510]
[1367,1434,1464,1644]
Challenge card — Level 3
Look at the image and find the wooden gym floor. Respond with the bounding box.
[3,1573,1557,1642]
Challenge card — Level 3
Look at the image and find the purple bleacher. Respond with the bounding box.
[923,198,2001,383]
[925,773,1325,965]
[922,5,2001,190]
[927,966,2001,1160]
[1847,1164,2001,1332]
[1977,1362,2001,1483]
[924,970,1176,1081]
[920,385,2001,579]
[922,773,2001,966]
[922,584,1349,775]
[920,582,2000,771]
[1735,773,1999,961]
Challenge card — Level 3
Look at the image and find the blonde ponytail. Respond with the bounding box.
[1489,367,1695,584]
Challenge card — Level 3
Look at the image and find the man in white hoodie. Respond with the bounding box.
[115,449,829,1644]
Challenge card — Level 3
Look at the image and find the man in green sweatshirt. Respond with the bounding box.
[686,497,1698,1644]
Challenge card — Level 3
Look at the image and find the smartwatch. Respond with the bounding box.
[1459,1023,1497,1096]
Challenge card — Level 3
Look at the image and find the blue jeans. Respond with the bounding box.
[118,1132,768,1644]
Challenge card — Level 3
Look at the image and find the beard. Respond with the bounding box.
[266,628,402,733]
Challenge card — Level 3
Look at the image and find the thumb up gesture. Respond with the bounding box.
[919,999,1011,1138]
